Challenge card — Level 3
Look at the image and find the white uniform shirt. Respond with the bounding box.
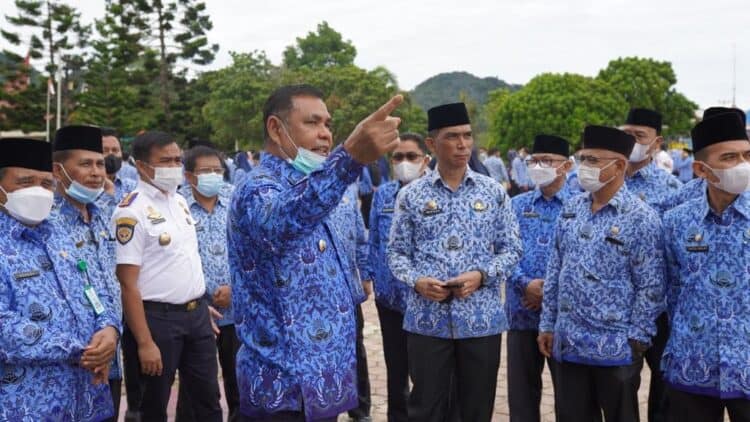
[111,179,206,304]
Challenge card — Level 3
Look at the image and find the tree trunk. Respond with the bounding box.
[156,2,171,123]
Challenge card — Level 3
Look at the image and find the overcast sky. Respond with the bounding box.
[2,0,748,110]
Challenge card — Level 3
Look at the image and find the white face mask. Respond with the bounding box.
[704,162,750,194]
[145,164,183,192]
[578,160,617,193]
[0,186,55,225]
[393,161,424,183]
[629,139,656,163]
[528,163,560,188]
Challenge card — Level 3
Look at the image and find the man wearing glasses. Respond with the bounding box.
[538,125,666,422]
[506,134,573,422]
[622,108,682,422]
[365,132,430,421]
[176,144,239,421]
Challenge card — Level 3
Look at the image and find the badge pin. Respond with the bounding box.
[75,240,85,248]
[158,232,171,246]
[426,200,437,210]
[318,239,327,252]
[473,200,487,211]
[610,226,620,236]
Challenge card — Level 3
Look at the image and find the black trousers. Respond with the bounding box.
[121,300,222,422]
[507,330,557,422]
[376,304,409,422]
[348,304,372,419]
[103,378,122,422]
[239,412,337,422]
[554,359,643,422]
[645,313,670,422]
[123,329,143,422]
[176,324,241,422]
[667,387,750,422]
[407,332,501,422]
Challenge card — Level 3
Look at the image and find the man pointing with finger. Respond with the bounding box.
[387,102,522,422]
[228,85,403,421]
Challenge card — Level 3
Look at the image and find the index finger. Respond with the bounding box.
[368,95,404,122]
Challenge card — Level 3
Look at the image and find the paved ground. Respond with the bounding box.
[118,298,657,421]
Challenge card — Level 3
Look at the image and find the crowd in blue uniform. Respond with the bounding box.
[2,82,750,422]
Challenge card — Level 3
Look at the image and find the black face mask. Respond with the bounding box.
[105,154,123,175]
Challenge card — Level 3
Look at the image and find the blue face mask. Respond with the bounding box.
[58,164,104,204]
[279,120,326,175]
[195,173,223,197]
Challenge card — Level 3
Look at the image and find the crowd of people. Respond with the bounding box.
[0,82,749,422]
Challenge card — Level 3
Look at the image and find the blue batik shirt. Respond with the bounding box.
[511,156,533,189]
[49,198,123,380]
[665,177,706,210]
[95,174,137,216]
[539,185,666,366]
[181,183,235,326]
[625,161,682,214]
[661,191,750,399]
[227,147,363,420]
[365,180,408,313]
[507,184,574,331]
[0,212,118,421]
[674,155,694,183]
[329,183,368,304]
[387,167,522,339]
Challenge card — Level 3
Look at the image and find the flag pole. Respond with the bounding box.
[45,77,51,142]
[55,69,62,131]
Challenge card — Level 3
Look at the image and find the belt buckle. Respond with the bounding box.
[186,300,198,311]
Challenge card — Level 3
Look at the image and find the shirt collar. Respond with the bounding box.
[261,152,305,185]
[430,165,476,190]
[584,184,631,214]
[531,181,571,204]
[630,160,657,180]
[184,186,227,210]
[138,179,173,201]
[697,188,750,221]
[0,210,52,242]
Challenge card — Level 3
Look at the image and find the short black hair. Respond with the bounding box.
[184,145,224,172]
[399,132,426,152]
[131,131,176,162]
[101,127,118,138]
[52,150,73,163]
[488,148,499,156]
[262,84,325,143]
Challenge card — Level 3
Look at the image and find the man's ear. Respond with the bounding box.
[266,116,284,146]
[425,138,436,155]
[693,160,718,183]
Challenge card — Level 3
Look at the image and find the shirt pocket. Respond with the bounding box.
[575,258,633,329]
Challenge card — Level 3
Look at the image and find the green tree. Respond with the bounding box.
[72,1,161,134]
[283,21,356,69]
[596,57,698,136]
[0,50,47,132]
[487,73,629,152]
[202,51,278,151]
[2,0,91,128]
[124,0,219,124]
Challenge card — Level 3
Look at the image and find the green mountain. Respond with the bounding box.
[411,71,521,111]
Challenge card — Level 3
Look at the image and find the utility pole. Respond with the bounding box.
[55,68,62,130]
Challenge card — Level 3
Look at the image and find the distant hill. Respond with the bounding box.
[411,71,521,111]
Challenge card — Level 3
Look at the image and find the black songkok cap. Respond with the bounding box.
[582,125,636,158]
[532,134,570,157]
[53,125,103,153]
[625,108,662,133]
[691,112,749,154]
[0,138,53,171]
[427,102,471,132]
[702,106,746,124]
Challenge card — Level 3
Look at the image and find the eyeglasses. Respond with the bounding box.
[576,154,621,166]
[392,152,424,162]
[193,167,225,175]
[525,157,567,168]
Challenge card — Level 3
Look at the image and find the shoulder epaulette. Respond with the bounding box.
[118,192,139,208]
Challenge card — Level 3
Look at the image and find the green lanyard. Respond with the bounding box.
[77,259,105,316]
